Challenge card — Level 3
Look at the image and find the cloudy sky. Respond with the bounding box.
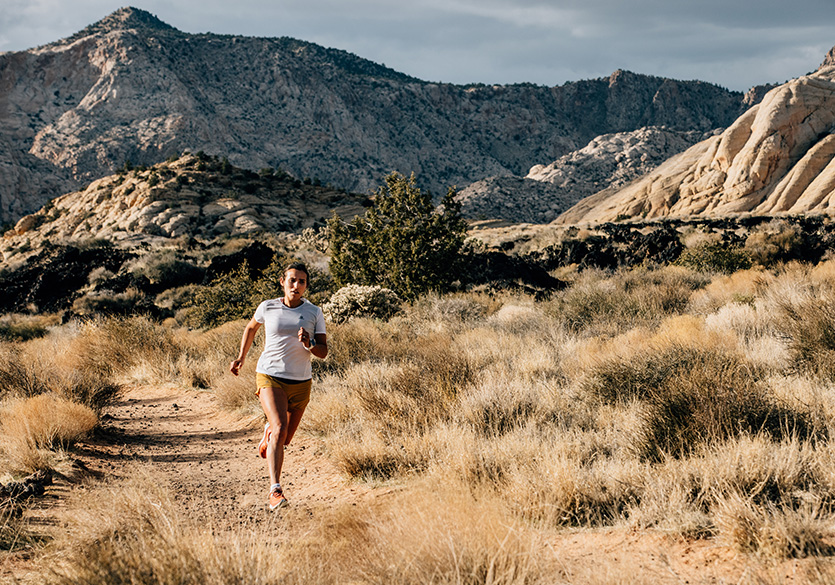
[2,0,835,92]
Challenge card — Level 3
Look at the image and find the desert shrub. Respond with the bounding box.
[186,262,259,329]
[129,251,204,290]
[777,294,835,380]
[715,493,833,558]
[71,288,150,316]
[582,345,815,459]
[675,242,752,273]
[0,394,98,473]
[328,172,467,301]
[154,284,200,314]
[186,256,334,329]
[547,266,705,335]
[0,313,55,341]
[322,284,402,324]
[744,222,804,266]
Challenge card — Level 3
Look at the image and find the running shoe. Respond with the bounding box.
[258,422,271,458]
[269,487,288,510]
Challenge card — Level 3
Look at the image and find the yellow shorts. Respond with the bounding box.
[255,373,312,412]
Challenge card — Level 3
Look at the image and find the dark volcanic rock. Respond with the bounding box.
[0,244,134,313]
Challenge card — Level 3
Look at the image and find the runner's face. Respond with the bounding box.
[281,269,308,303]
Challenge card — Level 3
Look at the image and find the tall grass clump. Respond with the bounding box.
[318,335,478,480]
[582,344,816,459]
[0,313,57,341]
[49,473,288,585]
[0,394,97,473]
[547,266,707,336]
[306,318,479,480]
[777,293,835,380]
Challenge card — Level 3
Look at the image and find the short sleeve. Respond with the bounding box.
[314,306,326,334]
[254,300,267,324]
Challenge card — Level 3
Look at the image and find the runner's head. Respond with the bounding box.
[281,262,309,305]
[284,261,309,280]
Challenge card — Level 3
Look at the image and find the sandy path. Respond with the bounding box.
[73,384,370,521]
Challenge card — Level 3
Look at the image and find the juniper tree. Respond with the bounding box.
[328,172,467,301]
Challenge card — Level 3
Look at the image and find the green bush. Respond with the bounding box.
[675,243,752,273]
[185,255,334,329]
[185,262,262,329]
[322,285,402,324]
[328,172,467,301]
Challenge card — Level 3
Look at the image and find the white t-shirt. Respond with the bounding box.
[254,298,326,381]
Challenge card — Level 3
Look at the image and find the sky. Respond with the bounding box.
[2,0,835,92]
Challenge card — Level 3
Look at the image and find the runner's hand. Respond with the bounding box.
[298,327,310,348]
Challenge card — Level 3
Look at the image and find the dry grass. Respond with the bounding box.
[546,266,707,336]
[715,494,833,558]
[44,469,552,585]
[0,394,97,473]
[48,472,289,585]
[581,344,817,458]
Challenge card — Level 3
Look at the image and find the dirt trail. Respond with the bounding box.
[70,384,372,522]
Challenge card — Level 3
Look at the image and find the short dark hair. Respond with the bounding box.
[284,261,309,279]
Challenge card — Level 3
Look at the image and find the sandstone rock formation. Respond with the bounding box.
[557,52,835,224]
[0,7,748,225]
[457,126,711,223]
[0,153,367,269]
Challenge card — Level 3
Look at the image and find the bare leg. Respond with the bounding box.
[284,405,307,446]
[258,386,289,487]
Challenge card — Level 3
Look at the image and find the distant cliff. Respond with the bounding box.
[0,7,749,224]
[557,48,835,224]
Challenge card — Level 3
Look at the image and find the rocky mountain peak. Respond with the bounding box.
[818,44,835,75]
[57,6,177,46]
[93,7,175,32]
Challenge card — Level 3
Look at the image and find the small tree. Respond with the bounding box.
[328,173,467,300]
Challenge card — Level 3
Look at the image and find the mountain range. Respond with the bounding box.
[1,6,756,226]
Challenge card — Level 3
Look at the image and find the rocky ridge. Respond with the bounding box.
[0,153,367,270]
[0,7,750,225]
[456,126,712,223]
[557,49,835,224]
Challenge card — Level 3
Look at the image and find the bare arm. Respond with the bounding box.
[311,333,328,359]
[230,318,261,376]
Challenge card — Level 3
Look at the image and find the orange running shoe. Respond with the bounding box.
[258,422,271,458]
[269,487,288,510]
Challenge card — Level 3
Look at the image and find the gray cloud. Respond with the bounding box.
[1,0,834,91]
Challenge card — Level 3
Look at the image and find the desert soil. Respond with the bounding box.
[4,383,834,584]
